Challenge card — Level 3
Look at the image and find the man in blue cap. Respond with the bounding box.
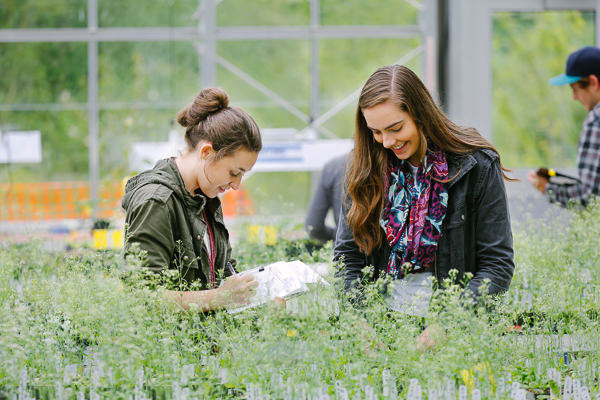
[528,46,600,207]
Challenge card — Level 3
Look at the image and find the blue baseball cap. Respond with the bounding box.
[549,46,600,86]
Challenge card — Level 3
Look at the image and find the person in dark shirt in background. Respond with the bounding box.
[304,153,348,243]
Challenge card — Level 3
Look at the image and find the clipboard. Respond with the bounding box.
[226,260,330,313]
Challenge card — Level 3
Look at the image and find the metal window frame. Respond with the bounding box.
[0,0,435,218]
[445,0,600,142]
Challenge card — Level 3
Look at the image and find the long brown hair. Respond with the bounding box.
[346,65,512,254]
[177,87,262,158]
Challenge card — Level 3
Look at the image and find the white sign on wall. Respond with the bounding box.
[0,131,42,163]
[129,129,186,171]
[130,128,354,173]
[253,139,353,172]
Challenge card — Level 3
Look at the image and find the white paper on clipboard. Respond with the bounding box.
[227,260,330,313]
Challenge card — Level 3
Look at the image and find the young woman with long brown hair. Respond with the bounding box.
[333,65,514,320]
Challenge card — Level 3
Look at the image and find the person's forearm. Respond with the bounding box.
[305,205,331,241]
[307,224,336,242]
[546,181,591,207]
[163,288,226,312]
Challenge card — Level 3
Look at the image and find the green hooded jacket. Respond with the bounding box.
[121,158,236,287]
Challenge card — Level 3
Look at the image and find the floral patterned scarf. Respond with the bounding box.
[380,149,449,279]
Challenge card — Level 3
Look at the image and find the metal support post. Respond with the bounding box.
[309,0,321,135]
[446,0,492,140]
[596,0,600,46]
[421,0,439,102]
[200,0,217,88]
[87,0,99,219]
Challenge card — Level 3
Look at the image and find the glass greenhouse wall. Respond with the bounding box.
[2,0,598,227]
[0,0,426,225]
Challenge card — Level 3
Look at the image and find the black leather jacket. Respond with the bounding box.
[333,149,514,299]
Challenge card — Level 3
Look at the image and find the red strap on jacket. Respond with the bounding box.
[202,209,217,289]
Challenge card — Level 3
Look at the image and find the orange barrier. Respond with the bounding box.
[0,180,254,221]
[221,187,255,217]
[0,181,124,221]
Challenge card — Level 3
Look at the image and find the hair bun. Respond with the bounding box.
[177,87,230,128]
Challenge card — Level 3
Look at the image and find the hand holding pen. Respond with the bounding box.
[219,261,257,306]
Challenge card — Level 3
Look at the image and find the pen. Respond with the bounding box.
[226,261,238,276]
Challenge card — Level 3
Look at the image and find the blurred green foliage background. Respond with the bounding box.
[0,2,595,216]
[492,11,594,167]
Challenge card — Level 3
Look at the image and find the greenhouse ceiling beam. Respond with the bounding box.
[0,100,316,112]
[488,0,600,46]
[488,0,597,10]
[0,25,421,43]
[0,27,199,43]
[215,25,422,40]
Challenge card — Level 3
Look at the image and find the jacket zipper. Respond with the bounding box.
[434,236,440,290]
[434,251,438,286]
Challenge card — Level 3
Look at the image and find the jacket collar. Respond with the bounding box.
[446,152,477,188]
[165,158,223,219]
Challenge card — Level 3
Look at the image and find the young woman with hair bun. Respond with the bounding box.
[122,87,263,311]
[333,65,515,347]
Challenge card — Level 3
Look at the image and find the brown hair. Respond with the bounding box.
[177,87,262,159]
[347,65,513,254]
